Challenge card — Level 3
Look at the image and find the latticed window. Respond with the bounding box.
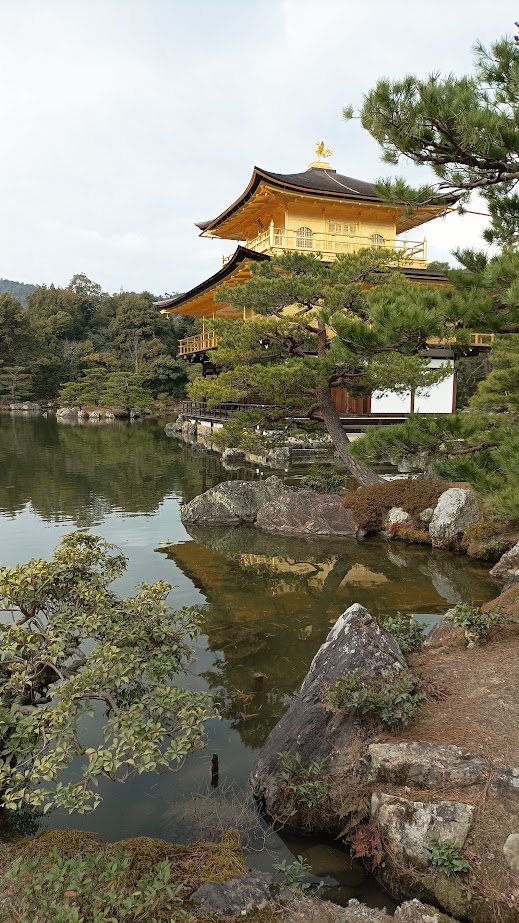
[296,226,313,249]
[370,233,386,246]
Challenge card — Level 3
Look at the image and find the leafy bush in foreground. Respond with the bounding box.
[0,532,210,815]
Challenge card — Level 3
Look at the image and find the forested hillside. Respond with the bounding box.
[0,278,36,306]
[0,272,193,407]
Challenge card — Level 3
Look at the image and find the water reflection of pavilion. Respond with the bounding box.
[159,528,497,750]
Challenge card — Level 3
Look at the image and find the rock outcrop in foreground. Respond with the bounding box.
[251,603,519,923]
[181,476,359,536]
[251,604,405,826]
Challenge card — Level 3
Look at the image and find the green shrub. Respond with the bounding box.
[445,604,519,644]
[0,847,184,922]
[343,480,446,532]
[427,835,470,876]
[274,855,313,893]
[325,669,425,728]
[278,751,329,809]
[378,612,424,659]
[301,465,346,494]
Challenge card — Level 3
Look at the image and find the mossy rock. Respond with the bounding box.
[8,827,246,899]
[12,829,104,860]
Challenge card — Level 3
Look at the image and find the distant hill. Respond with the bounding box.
[0,278,37,306]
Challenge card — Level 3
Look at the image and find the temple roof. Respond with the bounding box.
[154,246,268,315]
[155,246,449,319]
[196,166,453,237]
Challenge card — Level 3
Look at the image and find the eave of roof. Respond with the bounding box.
[196,166,454,235]
[154,246,268,312]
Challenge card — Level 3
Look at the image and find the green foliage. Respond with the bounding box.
[350,334,519,521]
[302,465,346,494]
[0,532,210,814]
[427,836,470,876]
[59,369,154,410]
[1,847,185,922]
[0,293,32,366]
[325,669,425,728]
[188,251,459,483]
[108,291,174,371]
[0,364,33,402]
[378,613,424,659]
[278,751,330,810]
[356,34,519,247]
[274,855,313,893]
[444,604,518,644]
[141,355,188,398]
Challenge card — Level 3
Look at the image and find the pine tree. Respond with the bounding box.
[188,250,464,486]
[350,31,519,246]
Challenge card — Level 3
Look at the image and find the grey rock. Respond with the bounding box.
[56,406,79,417]
[250,604,406,826]
[387,507,410,526]
[418,508,434,525]
[89,411,100,420]
[395,899,460,922]
[267,446,291,467]
[165,414,184,436]
[222,447,246,463]
[491,766,519,797]
[255,487,358,536]
[190,872,293,916]
[181,476,283,525]
[490,541,519,581]
[429,489,481,543]
[21,401,41,411]
[371,793,474,866]
[503,832,519,872]
[368,741,489,788]
[181,477,359,536]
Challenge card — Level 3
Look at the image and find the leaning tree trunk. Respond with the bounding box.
[316,386,383,487]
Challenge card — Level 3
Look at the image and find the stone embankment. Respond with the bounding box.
[165,413,336,469]
[250,603,519,923]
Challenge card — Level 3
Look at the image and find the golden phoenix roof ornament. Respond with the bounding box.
[315,141,333,160]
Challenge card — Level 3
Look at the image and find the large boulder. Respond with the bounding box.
[429,489,481,545]
[255,487,358,536]
[250,604,406,826]
[490,540,519,582]
[181,477,359,536]
[368,741,489,788]
[371,793,474,867]
[190,872,294,916]
[181,477,284,525]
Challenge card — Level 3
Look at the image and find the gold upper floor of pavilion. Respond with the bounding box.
[156,148,455,331]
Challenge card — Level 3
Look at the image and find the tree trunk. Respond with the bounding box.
[315,320,382,487]
[316,386,383,486]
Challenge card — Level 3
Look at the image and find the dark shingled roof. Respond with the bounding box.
[196,166,454,233]
[154,246,268,311]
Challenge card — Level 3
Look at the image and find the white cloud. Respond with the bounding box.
[0,0,513,292]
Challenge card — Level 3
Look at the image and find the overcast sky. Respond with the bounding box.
[0,0,513,295]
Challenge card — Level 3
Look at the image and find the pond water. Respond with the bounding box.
[0,414,499,909]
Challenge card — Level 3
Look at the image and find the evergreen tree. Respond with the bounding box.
[141,355,188,398]
[188,250,467,485]
[350,31,519,245]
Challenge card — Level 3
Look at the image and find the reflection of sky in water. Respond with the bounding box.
[0,416,499,909]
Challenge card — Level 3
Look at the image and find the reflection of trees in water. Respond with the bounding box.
[165,527,498,751]
[0,416,246,526]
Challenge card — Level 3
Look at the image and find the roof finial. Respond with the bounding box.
[315,141,333,161]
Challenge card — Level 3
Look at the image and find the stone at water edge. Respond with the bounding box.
[181,476,284,525]
[190,872,294,916]
[250,604,406,827]
[369,741,490,789]
[490,540,519,581]
[371,793,474,867]
[429,488,482,544]
[386,507,410,527]
[255,487,358,536]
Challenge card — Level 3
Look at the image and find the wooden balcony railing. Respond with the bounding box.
[177,332,219,357]
[245,228,427,266]
[178,330,495,359]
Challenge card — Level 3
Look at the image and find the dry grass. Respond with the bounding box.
[343,481,447,532]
